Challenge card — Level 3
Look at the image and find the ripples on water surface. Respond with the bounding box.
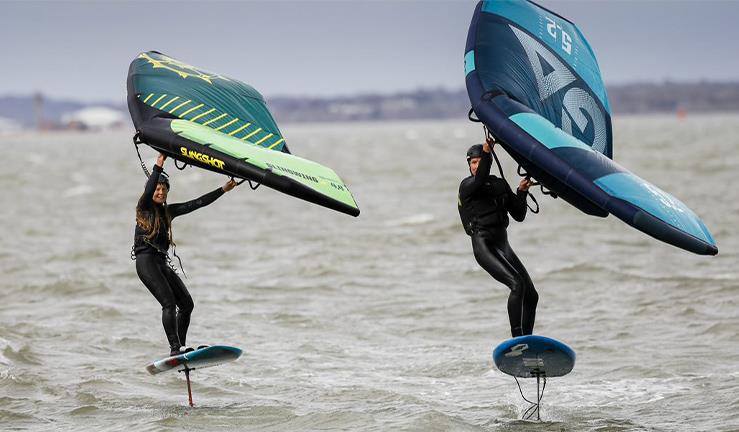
[1,115,738,431]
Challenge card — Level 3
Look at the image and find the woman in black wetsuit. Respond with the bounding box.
[134,153,237,356]
[458,137,537,337]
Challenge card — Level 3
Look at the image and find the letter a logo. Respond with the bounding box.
[510,26,575,102]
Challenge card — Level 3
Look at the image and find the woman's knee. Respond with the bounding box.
[178,297,194,314]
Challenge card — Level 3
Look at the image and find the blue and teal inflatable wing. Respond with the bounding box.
[464,1,717,255]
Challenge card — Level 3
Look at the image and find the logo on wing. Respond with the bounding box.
[139,52,230,85]
[510,24,607,155]
[180,147,225,170]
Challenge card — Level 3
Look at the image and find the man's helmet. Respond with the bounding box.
[466,144,484,162]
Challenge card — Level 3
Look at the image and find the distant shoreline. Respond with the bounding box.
[3,112,737,138]
[2,81,739,130]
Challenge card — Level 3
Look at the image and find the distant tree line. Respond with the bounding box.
[268,82,739,122]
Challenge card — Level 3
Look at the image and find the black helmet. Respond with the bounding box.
[158,171,170,190]
[466,144,484,162]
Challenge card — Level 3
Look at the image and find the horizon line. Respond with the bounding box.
[3,78,739,106]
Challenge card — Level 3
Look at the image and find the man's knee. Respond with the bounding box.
[508,277,526,296]
[526,287,539,306]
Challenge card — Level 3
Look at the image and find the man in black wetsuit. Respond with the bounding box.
[458,137,537,337]
[134,153,237,356]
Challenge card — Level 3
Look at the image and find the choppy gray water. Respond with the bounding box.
[1,116,738,431]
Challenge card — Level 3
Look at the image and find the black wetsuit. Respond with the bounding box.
[134,164,224,353]
[458,151,538,337]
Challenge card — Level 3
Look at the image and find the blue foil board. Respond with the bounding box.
[146,345,242,375]
[493,335,575,378]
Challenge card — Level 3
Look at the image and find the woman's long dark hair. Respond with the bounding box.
[135,192,175,247]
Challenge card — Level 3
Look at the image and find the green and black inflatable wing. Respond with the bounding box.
[127,51,359,217]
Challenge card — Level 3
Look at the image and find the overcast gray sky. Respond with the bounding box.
[2,0,738,102]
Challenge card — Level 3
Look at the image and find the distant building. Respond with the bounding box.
[0,116,22,134]
[61,107,125,130]
[34,92,44,130]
